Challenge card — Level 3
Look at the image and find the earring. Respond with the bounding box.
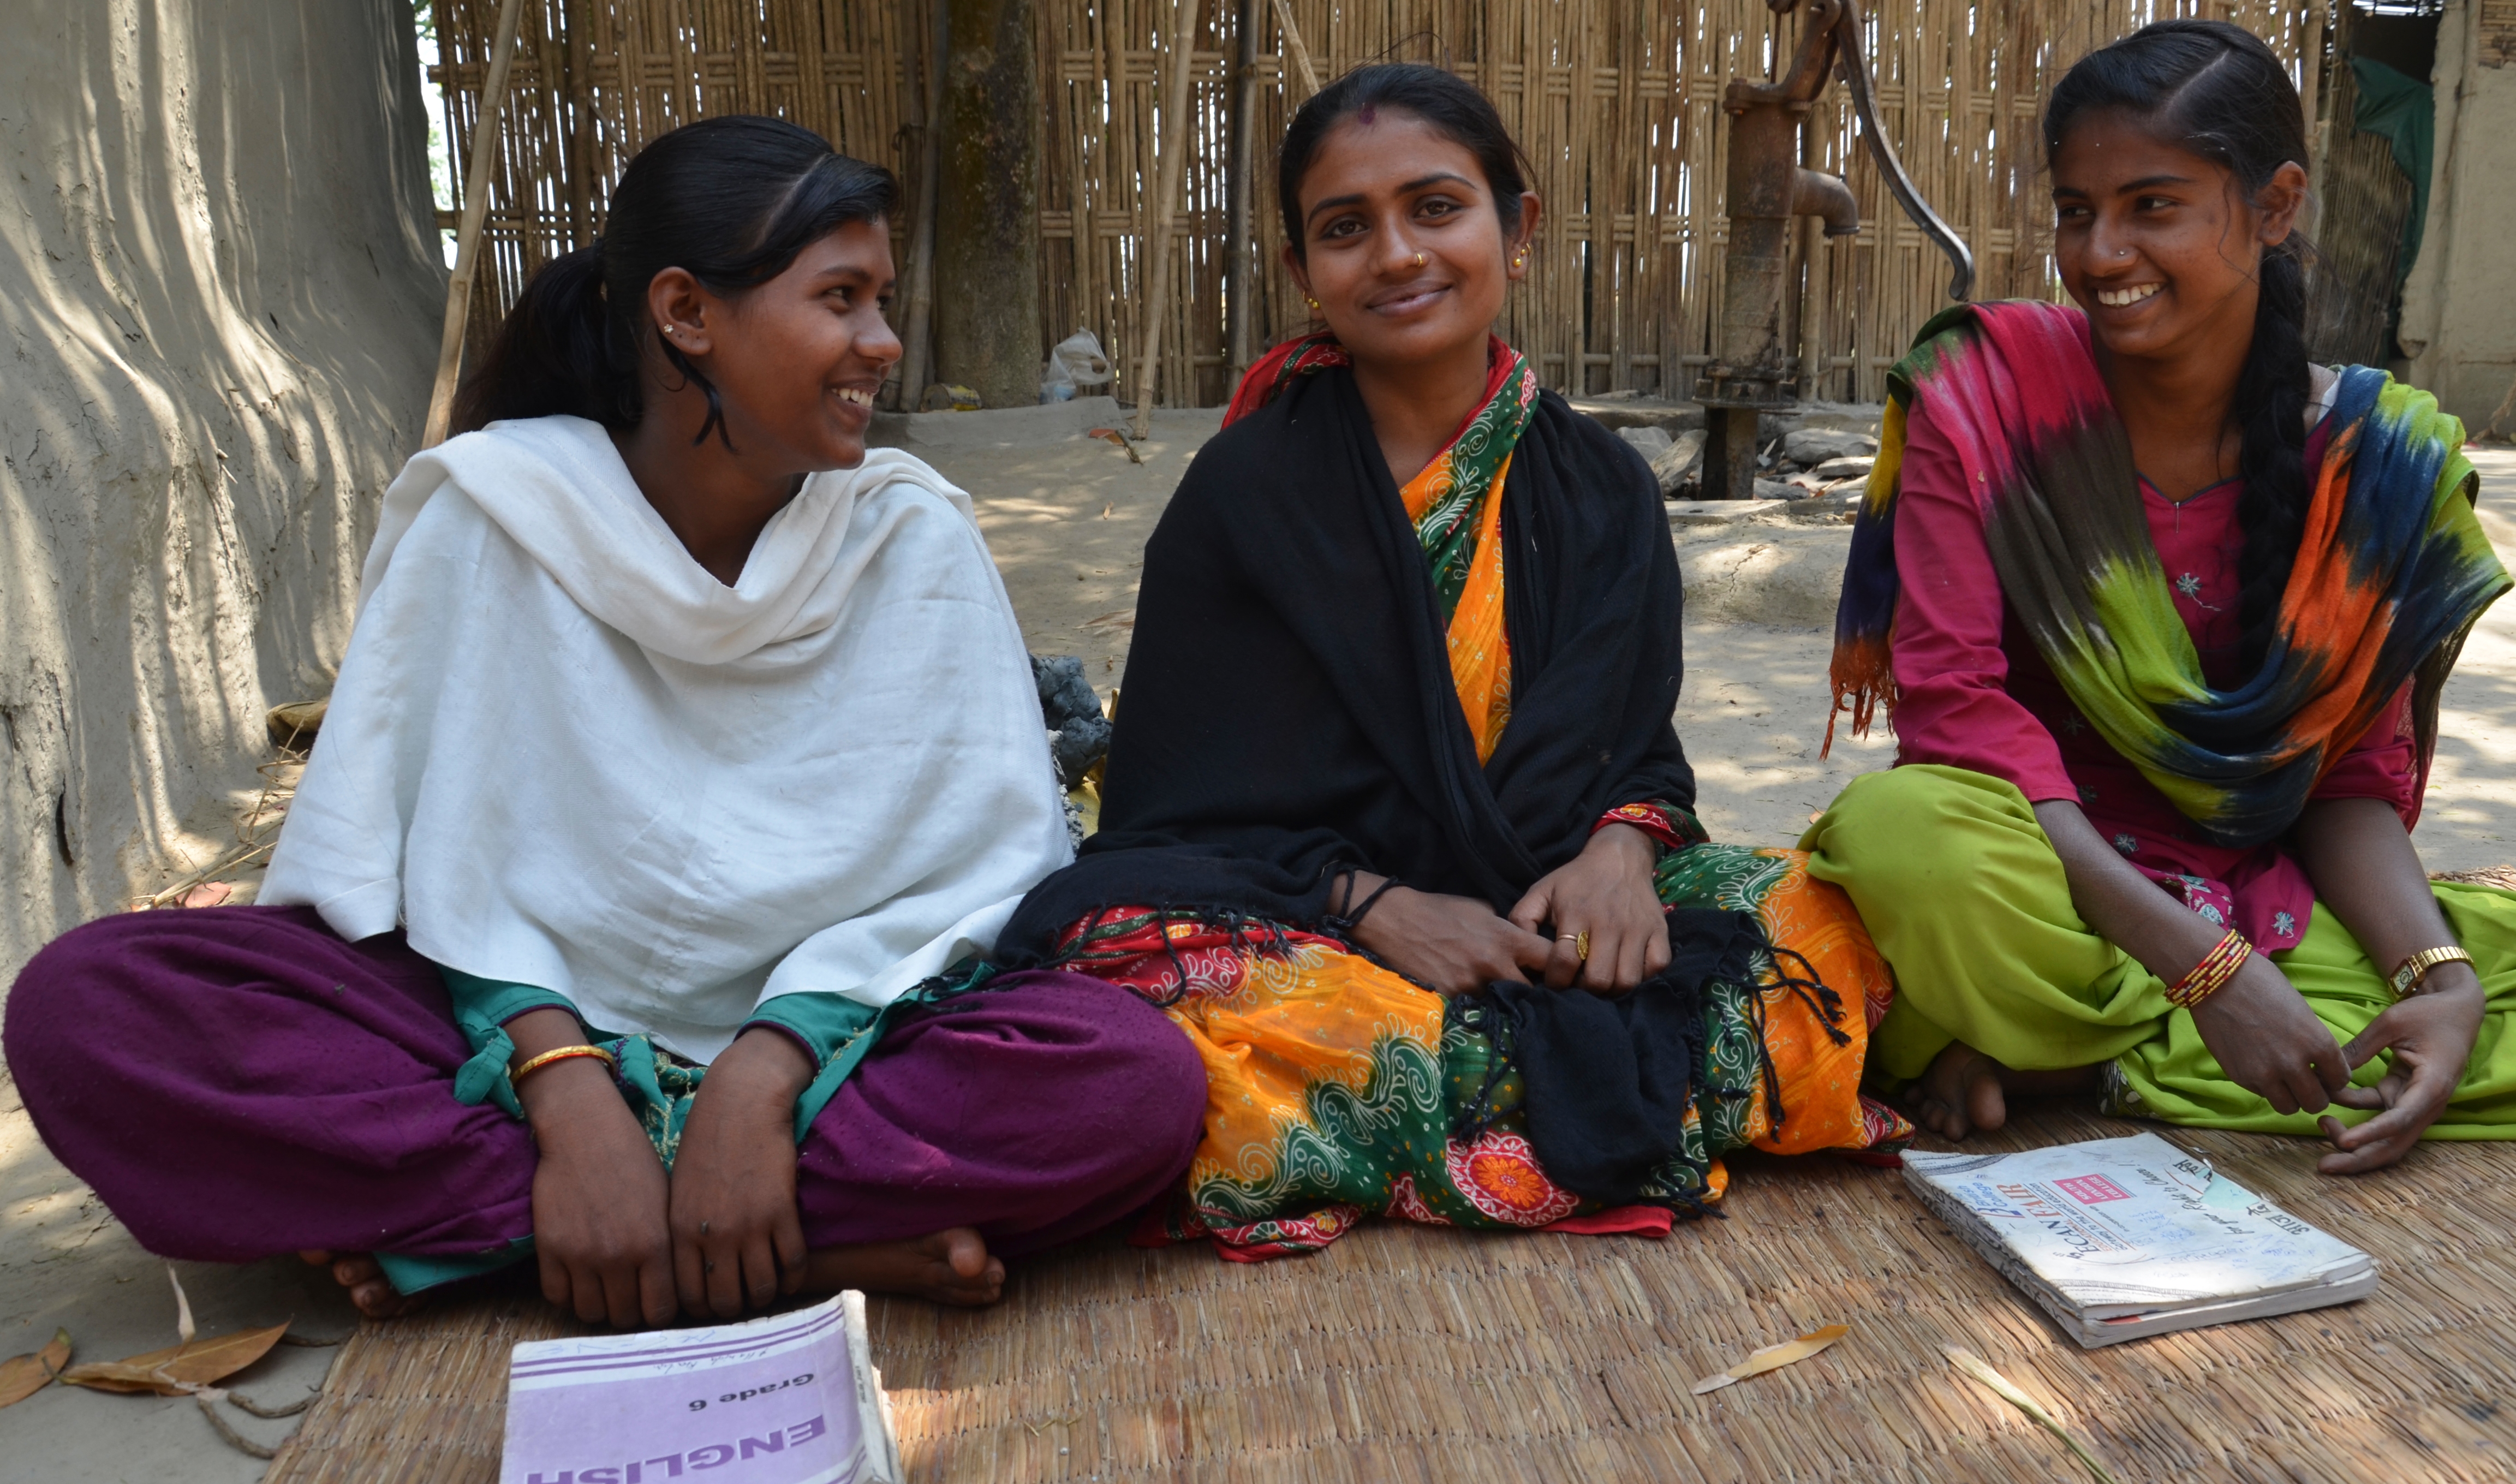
[1305,295,1321,311]
[1512,251,1527,270]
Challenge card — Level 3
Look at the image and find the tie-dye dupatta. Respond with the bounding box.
[1828,299,2508,849]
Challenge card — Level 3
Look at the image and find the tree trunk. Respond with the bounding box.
[933,0,1042,409]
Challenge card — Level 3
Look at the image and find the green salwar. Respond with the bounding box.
[1800,764,2516,1139]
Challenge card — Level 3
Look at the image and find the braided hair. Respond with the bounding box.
[2045,21,2313,672]
[454,116,896,448]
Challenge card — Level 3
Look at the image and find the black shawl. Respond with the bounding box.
[1000,365,1692,956]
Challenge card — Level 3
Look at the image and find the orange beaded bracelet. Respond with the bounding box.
[2166,928,2251,1011]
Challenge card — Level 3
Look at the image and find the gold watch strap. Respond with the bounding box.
[2388,945,2473,998]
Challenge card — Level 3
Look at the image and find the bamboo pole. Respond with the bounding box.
[896,0,947,410]
[422,0,529,449]
[2300,0,2326,160]
[1270,0,1317,99]
[1225,0,1258,377]
[1130,0,1198,440]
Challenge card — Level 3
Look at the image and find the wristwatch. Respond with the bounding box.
[2388,945,2473,998]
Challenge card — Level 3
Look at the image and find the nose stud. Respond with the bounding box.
[1412,252,1427,269]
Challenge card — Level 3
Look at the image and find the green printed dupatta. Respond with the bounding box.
[1828,300,2508,848]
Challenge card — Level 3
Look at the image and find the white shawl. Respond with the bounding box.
[261,415,1071,1062]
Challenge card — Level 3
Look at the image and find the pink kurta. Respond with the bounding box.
[1886,397,2417,952]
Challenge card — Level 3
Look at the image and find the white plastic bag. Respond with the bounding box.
[1040,327,1113,403]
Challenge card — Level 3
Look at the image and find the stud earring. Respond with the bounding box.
[1305,295,1321,311]
[1512,251,1527,270]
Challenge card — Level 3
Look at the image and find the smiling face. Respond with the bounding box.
[1284,111,1537,373]
[2049,108,2306,367]
[649,217,902,471]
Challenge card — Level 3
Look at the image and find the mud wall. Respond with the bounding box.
[0,0,442,978]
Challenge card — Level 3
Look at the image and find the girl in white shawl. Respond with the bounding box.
[4,118,1205,1327]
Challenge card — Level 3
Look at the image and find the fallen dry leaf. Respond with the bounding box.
[0,1328,72,1407]
[1084,428,1146,464]
[1942,1345,2121,1484]
[59,1324,289,1396]
[1691,1323,1849,1394]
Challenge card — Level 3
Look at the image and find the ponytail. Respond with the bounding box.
[450,116,897,442]
[450,244,634,433]
[2046,19,2316,671]
[2231,241,2312,671]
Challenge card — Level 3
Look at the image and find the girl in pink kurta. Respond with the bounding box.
[1801,20,2516,1175]
[1888,397,2421,960]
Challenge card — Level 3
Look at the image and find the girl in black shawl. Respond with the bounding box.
[1001,66,1911,1260]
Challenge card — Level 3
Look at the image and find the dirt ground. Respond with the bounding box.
[3,414,2513,1480]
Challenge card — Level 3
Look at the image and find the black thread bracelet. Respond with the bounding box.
[1324,874,1405,935]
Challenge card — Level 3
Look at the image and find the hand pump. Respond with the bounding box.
[1697,0,1973,499]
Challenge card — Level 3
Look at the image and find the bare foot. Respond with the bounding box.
[1903,1041,2008,1141]
[298,1250,424,1320]
[801,1227,1005,1308]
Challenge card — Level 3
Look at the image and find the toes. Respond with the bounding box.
[1966,1071,2008,1133]
[925,1249,1006,1307]
[935,1267,1005,1307]
[938,1228,989,1280]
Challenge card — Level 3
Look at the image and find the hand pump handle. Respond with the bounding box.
[1827,0,1973,301]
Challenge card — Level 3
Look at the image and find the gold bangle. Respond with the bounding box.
[511,1044,617,1085]
[2388,945,2473,998]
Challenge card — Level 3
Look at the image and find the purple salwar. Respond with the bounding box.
[4,906,1204,1268]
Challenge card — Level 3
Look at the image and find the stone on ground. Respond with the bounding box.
[1781,427,1881,466]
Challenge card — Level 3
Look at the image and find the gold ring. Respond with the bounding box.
[1559,930,1589,963]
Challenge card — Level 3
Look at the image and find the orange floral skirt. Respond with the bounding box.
[1053,845,1913,1261]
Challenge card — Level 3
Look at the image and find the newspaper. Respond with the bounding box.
[499,1292,902,1484]
[1904,1133,2377,1348]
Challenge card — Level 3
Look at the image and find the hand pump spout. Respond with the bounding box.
[1794,168,1860,238]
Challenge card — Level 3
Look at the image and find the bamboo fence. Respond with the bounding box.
[430,0,2356,408]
